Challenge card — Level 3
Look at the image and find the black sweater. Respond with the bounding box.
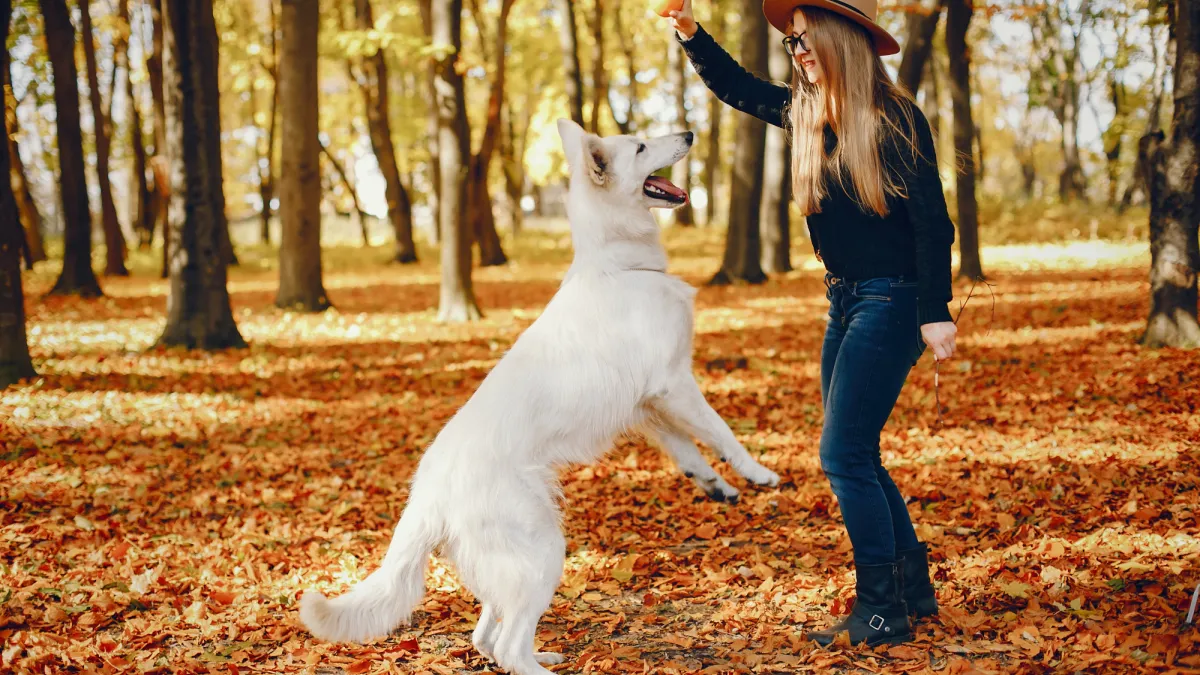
[679,25,955,325]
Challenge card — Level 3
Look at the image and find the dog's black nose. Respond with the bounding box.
[683,131,695,146]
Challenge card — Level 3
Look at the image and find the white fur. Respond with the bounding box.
[299,119,781,674]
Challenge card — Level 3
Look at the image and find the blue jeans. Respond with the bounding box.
[820,274,925,565]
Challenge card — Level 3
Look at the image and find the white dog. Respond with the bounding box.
[298,119,781,675]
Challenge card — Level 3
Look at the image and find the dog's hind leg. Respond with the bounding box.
[656,376,781,488]
[646,425,740,503]
[472,604,500,663]
[459,507,566,675]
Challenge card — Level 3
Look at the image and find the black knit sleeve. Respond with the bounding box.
[677,25,789,129]
[889,100,955,325]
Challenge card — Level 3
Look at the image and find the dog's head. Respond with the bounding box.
[556,119,693,210]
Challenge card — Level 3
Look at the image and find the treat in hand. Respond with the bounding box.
[650,0,685,18]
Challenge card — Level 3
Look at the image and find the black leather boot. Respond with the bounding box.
[808,562,912,647]
[898,543,939,619]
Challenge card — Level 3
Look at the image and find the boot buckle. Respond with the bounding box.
[869,615,885,630]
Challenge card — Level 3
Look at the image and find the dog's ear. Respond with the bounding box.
[582,136,608,186]
[556,118,584,154]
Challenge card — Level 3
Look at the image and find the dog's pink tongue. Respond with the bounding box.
[645,176,687,200]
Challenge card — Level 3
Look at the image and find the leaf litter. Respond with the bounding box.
[2,241,1198,674]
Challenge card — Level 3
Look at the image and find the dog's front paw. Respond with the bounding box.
[699,476,740,503]
[740,462,780,488]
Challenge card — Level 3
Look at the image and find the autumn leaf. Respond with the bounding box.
[209,590,236,606]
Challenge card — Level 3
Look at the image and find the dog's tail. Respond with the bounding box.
[299,504,438,643]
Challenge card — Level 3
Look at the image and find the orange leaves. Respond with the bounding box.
[4,246,1199,673]
[208,589,236,606]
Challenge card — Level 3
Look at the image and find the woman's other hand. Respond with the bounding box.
[668,0,697,39]
[920,321,957,361]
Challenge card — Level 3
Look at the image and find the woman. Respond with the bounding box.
[664,0,957,647]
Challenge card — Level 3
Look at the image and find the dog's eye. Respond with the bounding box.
[636,143,646,154]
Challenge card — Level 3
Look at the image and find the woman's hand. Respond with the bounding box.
[668,0,697,39]
[920,321,957,361]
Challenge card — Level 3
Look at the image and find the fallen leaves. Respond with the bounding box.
[2,237,1198,673]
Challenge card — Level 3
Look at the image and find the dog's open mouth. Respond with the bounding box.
[643,176,688,204]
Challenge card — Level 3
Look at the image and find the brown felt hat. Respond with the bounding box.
[763,0,901,56]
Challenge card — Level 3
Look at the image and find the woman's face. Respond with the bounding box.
[790,10,823,84]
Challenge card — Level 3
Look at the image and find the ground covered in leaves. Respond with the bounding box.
[2,231,1198,674]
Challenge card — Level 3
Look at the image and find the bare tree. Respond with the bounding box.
[1030,0,1093,202]
[79,0,129,276]
[41,0,103,297]
[5,64,46,267]
[945,0,983,280]
[465,0,512,266]
[354,0,418,263]
[427,0,481,321]
[556,0,585,126]
[709,0,767,286]
[1142,0,1200,348]
[1122,18,1168,211]
[701,0,726,226]
[275,0,329,312]
[117,0,151,250]
[259,0,278,244]
[760,24,790,273]
[588,0,608,133]
[1,0,36,387]
[668,39,695,226]
[157,0,245,349]
[611,0,638,133]
[897,0,945,95]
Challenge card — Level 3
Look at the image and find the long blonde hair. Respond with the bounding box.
[787,7,922,218]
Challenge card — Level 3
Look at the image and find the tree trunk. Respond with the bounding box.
[5,69,46,267]
[945,0,983,280]
[1122,21,1168,212]
[466,0,513,267]
[556,0,585,127]
[150,0,170,273]
[1016,137,1037,200]
[1,0,36,387]
[500,97,525,235]
[203,28,237,270]
[260,0,278,244]
[1058,74,1086,201]
[669,39,694,227]
[157,0,245,349]
[972,66,985,185]
[355,0,417,263]
[318,137,370,246]
[897,0,944,95]
[588,0,607,133]
[275,0,328,311]
[1104,74,1125,206]
[924,50,941,142]
[709,0,767,286]
[1037,3,1090,203]
[41,0,103,297]
[419,0,440,244]
[118,0,151,250]
[429,0,482,321]
[760,30,790,273]
[612,0,638,133]
[702,4,726,227]
[1142,1,1200,349]
[80,0,129,276]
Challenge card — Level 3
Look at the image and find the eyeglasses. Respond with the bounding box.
[781,33,810,56]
